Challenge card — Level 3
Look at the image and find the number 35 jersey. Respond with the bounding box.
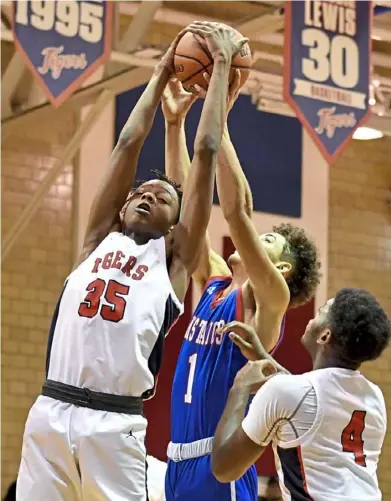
[46,232,183,398]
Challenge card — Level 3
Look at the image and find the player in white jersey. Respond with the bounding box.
[16,25,248,501]
[211,288,390,501]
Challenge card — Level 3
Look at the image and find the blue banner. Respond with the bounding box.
[13,1,113,107]
[284,0,372,164]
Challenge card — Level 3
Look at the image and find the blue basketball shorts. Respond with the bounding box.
[165,455,257,501]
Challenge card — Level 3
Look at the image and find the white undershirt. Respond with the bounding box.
[242,373,317,446]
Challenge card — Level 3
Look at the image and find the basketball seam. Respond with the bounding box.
[182,62,213,85]
[175,53,210,71]
[192,34,214,65]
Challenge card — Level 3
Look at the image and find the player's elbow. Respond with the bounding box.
[211,454,239,483]
[194,133,220,158]
[222,204,248,225]
[117,125,147,148]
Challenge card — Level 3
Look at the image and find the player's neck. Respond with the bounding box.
[231,265,247,288]
[125,230,154,245]
[313,354,359,371]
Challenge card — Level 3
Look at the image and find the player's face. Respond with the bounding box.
[259,232,287,263]
[228,232,290,274]
[123,180,180,238]
[301,298,334,355]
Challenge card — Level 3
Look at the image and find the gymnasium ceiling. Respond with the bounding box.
[2,1,391,135]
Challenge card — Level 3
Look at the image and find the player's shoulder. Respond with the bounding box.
[362,376,386,411]
[256,372,314,408]
[202,276,232,295]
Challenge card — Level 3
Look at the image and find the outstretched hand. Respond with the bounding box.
[193,69,241,114]
[162,78,198,124]
[158,28,189,75]
[233,360,278,394]
[222,321,289,373]
[188,21,248,62]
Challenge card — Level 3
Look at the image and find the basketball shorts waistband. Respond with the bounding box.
[42,379,143,415]
[167,437,214,462]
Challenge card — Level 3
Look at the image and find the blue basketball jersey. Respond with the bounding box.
[171,277,248,443]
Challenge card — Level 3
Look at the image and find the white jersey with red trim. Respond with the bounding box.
[46,232,183,398]
[242,368,386,501]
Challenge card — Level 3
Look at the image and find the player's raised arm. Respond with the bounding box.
[203,69,254,219]
[170,23,248,294]
[75,32,186,269]
[162,79,230,290]
[216,120,290,349]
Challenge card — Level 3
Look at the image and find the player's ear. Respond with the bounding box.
[275,261,292,277]
[317,329,331,346]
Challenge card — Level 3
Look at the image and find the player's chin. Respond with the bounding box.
[228,253,240,266]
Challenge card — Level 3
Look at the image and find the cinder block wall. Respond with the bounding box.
[1,114,76,494]
[329,136,391,498]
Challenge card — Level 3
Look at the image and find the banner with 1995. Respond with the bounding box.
[284,0,372,165]
[13,0,114,107]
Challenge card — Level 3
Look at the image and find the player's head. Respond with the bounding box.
[122,170,183,238]
[302,288,391,370]
[228,223,321,307]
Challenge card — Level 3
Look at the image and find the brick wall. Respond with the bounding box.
[1,121,390,497]
[329,136,391,498]
[1,113,76,495]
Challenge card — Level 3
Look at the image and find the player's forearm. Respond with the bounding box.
[212,386,251,482]
[165,117,219,288]
[165,120,191,187]
[216,137,248,220]
[175,59,230,273]
[118,65,171,147]
[218,127,253,218]
[194,58,230,154]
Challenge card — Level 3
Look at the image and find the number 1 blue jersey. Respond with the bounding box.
[170,278,249,443]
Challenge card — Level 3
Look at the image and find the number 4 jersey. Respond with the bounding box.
[46,232,183,398]
[242,368,386,501]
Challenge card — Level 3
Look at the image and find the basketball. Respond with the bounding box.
[174,24,252,94]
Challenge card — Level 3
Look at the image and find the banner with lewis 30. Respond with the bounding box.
[284,0,372,165]
[13,0,113,107]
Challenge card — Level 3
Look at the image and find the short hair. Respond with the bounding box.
[273,223,321,307]
[121,169,183,223]
[329,288,391,366]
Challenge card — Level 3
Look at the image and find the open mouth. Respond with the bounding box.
[135,202,151,215]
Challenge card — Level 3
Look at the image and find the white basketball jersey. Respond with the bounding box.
[274,368,386,501]
[46,232,183,398]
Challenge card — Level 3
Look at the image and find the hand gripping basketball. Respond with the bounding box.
[188,21,249,62]
[174,22,252,93]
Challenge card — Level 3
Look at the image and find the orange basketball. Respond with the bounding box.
[174,24,252,94]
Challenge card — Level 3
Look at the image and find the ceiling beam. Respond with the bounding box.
[118,1,162,53]
[1,52,26,116]
[119,2,391,44]
[236,8,284,37]
[2,67,153,136]
[104,1,161,77]
[1,2,11,29]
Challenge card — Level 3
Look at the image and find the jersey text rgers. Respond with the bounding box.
[45,232,183,398]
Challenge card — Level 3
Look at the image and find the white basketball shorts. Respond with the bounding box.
[16,395,148,501]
